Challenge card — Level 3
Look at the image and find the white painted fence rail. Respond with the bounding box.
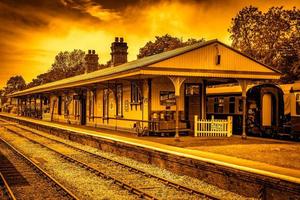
[194,115,233,137]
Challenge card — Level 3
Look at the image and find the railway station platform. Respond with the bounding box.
[0,112,299,199]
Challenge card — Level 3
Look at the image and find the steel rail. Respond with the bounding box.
[3,126,158,200]
[0,136,80,200]
[0,172,16,200]
[2,120,219,200]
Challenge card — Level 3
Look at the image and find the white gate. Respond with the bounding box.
[194,115,233,137]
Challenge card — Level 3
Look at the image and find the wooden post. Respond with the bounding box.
[34,97,37,118]
[201,80,207,119]
[148,79,152,132]
[242,95,247,138]
[194,115,198,137]
[40,96,43,119]
[16,98,19,115]
[19,99,22,116]
[29,97,31,117]
[175,95,179,138]
[24,97,28,116]
[238,79,250,139]
[227,116,233,137]
[168,76,186,141]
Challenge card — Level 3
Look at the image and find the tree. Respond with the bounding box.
[229,6,300,83]
[137,34,205,58]
[27,49,86,88]
[51,49,85,72]
[4,75,26,94]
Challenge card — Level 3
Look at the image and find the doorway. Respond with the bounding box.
[184,84,202,129]
[261,92,278,127]
[262,93,272,127]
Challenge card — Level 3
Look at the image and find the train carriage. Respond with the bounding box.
[207,82,300,139]
[284,82,300,139]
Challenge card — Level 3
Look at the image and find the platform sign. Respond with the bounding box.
[160,91,175,106]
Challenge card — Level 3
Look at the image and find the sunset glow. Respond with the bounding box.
[0,0,299,87]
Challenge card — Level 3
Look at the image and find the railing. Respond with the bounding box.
[194,115,233,137]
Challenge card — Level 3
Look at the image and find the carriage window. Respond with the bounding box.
[103,88,109,118]
[214,97,224,113]
[296,93,300,115]
[116,84,123,117]
[229,97,235,114]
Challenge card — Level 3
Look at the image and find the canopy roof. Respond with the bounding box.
[9,39,281,97]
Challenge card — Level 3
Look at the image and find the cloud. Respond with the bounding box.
[0,0,299,88]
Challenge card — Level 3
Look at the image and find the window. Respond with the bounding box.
[185,85,200,96]
[74,100,80,119]
[216,55,221,65]
[131,81,140,103]
[103,88,109,118]
[238,98,243,113]
[43,97,50,113]
[229,96,235,114]
[296,93,300,115]
[214,97,224,113]
[116,84,123,117]
[58,96,62,115]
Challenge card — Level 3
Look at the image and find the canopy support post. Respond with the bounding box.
[169,76,186,141]
[238,79,250,139]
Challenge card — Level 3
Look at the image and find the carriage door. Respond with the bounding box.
[80,92,87,125]
[262,94,272,127]
[184,84,201,129]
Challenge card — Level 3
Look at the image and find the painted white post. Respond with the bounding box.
[194,115,198,137]
[227,116,233,137]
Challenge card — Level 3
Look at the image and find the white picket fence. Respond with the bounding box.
[194,115,233,137]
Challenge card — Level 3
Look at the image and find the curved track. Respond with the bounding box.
[1,119,219,200]
[0,172,16,200]
[0,136,79,200]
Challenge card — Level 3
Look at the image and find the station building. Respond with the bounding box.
[8,38,282,136]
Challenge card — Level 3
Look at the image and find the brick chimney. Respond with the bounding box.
[110,37,128,67]
[85,49,99,73]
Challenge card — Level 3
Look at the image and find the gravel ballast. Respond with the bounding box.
[0,128,139,200]
[3,124,257,200]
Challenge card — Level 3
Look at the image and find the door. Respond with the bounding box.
[184,84,202,129]
[262,94,272,126]
[80,95,87,125]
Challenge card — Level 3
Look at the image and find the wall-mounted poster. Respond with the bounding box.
[160,91,175,106]
[124,100,129,112]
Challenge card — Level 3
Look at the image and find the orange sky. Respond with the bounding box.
[0,0,299,88]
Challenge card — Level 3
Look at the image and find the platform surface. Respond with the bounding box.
[0,113,300,184]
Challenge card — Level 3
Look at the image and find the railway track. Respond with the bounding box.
[0,172,16,200]
[0,135,79,200]
[1,120,219,200]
